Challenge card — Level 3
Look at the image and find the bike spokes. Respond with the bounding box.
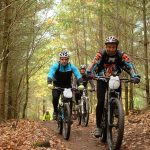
[107,99,124,150]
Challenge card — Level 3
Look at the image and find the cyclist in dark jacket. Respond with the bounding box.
[87,36,140,138]
[47,50,83,120]
[73,64,95,104]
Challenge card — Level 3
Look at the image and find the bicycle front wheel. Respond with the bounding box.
[63,103,71,140]
[100,108,107,143]
[57,106,63,134]
[107,98,124,150]
[81,98,89,127]
[77,107,81,125]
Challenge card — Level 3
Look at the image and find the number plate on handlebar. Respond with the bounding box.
[63,88,73,98]
[109,76,120,90]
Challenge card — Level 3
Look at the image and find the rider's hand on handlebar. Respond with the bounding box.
[87,72,95,79]
[78,84,84,90]
[48,84,53,89]
[131,74,140,84]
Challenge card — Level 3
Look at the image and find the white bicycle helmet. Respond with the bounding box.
[80,64,86,70]
[59,50,69,58]
[105,36,119,45]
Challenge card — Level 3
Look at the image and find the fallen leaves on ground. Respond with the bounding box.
[122,110,150,150]
[0,120,65,150]
[0,109,150,150]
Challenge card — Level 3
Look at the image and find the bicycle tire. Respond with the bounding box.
[57,105,63,134]
[100,108,107,143]
[107,98,124,150]
[81,98,89,127]
[77,107,81,125]
[63,103,71,140]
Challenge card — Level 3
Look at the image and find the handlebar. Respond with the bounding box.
[93,75,132,83]
[53,87,77,91]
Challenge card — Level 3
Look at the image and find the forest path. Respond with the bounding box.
[42,112,150,150]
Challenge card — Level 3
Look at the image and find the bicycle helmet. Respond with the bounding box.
[59,50,69,58]
[105,36,119,45]
[80,64,86,70]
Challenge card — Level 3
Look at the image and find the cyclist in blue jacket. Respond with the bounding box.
[47,50,83,120]
[87,36,140,138]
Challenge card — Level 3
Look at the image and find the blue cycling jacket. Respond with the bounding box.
[48,62,81,88]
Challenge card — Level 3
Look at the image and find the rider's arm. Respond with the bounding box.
[47,62,59,84]
[72,77,77,88]
[89,79,95,90]
[71,64,82,80]
[87,51,103,73]
[71,64,83,85]
[121,53,138,77]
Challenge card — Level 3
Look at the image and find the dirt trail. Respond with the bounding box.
[42,112,150,150]
[44,118,106,150]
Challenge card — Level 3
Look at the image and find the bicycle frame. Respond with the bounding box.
[80,88,88,114]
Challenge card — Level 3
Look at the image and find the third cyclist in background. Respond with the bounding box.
[73,64,96,105]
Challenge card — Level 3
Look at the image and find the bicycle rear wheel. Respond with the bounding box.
[81,98,89,127]
[63,103,71,140]
[107,98,124,150]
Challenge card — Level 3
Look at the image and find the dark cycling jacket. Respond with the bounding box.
[87,49,138,77]
[48,62,82,88]
[73,74,95,89]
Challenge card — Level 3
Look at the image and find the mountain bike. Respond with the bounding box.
[94,75,130,150]
[72,88,92,127]
[54,87,73,140]
[76,88,91,127]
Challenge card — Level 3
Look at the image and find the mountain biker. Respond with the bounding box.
[73,64,95,105]
[87,36,140,138]
[43,110,51,121]
[47,50,84,120]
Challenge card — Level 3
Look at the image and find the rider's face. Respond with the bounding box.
[105,44,117,56]
[60,57,69,66]
[80,69,86,74]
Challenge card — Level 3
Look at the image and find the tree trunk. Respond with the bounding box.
[142,0,150,105]
[0,0,11,120]
[82,4,87,65]
[22,53,29,118]
[129,26,134,110]
[123,0,129,114]
[43,99,46,115]
[7,70,14,119]
[125,83,129,115]
[98,1,103,49]
[116,0,120,38]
